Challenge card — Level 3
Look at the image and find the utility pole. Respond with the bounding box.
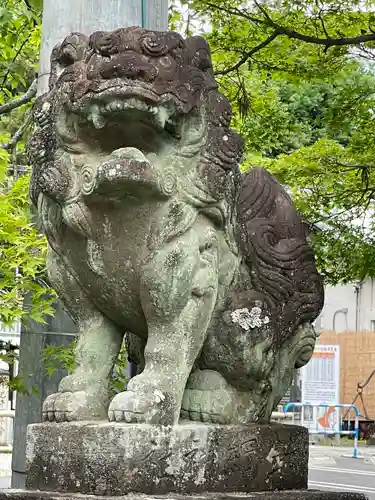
[11,0,168,488]
[38,0,168,94]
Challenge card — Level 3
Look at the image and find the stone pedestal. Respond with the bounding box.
[0,421,367,500]
[0,491,368,500]
[25,422,307,495]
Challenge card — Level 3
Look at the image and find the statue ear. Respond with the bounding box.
[57,33,90,66]
[184,36,212,71]
[49,33,89,89]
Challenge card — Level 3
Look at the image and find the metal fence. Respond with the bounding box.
[284,402,360,458]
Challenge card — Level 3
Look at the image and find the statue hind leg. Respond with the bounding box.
[108,221,220,425]
[43,248,124,421]
[181,322,318,424]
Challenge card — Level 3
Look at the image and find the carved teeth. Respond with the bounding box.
[106,100,123,111]
[92,114,107,129]
[88,98,176,132]
[124,98,149,112]
[88,105,107,129]
[154,106,173,129]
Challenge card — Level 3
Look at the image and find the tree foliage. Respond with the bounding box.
[184,0,375,76]
[0,0,40,97]
[0,0,51,326]
[232,65,375,283]
[42,338,129,394]
[170,0,375,284]
[0,163,55,324]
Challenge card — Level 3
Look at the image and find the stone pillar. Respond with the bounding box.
[11,299,77,488]
[11,0,168,488]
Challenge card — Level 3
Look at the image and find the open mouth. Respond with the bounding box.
[76,93,181,156]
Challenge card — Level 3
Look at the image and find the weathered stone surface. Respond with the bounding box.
[25,422,307,495]
[0,490,368,500]
[27,26,324,426]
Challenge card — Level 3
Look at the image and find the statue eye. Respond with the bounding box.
[142,36,168,56]
[159,56,172,68]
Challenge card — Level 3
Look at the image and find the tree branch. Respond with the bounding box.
[1,31,31,88]
[0,79,37,116]
[23,0,38,26]
[202,2,264,27]
[356,44,375,61]
[315,0,330,39]
[203,1,375,48]
[23,0,33,10]
[253,0,273,22]
[1,111,33,152]
[272,24,375,46]
[214,31,280,75]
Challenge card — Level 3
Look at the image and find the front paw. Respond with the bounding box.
[42,389,108,422]
[108,388,174,425]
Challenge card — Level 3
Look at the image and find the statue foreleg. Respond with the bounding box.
[42,247,124,422]
[108,220,219,425]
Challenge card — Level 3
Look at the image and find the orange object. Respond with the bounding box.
[318,407,335,428]
[312,352,335,359]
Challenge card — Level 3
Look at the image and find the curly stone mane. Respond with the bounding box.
[236,167,324,339]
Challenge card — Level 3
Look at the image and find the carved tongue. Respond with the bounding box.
[110,147,150,164]
[94,147,160,197]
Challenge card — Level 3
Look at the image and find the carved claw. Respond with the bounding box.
[181,389,227,424]
[108,389,173,425]
[42,389,109,422]
[43,391,86,422]
[180,386,255,425]
[34,113,52,130]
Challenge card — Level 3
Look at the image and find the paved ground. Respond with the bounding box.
[309,457,375,498]
[309,445,375,498]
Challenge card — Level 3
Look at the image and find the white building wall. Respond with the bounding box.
[317,278,375,332]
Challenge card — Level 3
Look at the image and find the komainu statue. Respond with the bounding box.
[27,27,324,426]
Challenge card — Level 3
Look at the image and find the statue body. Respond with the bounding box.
[28,27,324,426]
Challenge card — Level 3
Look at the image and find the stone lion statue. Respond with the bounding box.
[27,27,324,425]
